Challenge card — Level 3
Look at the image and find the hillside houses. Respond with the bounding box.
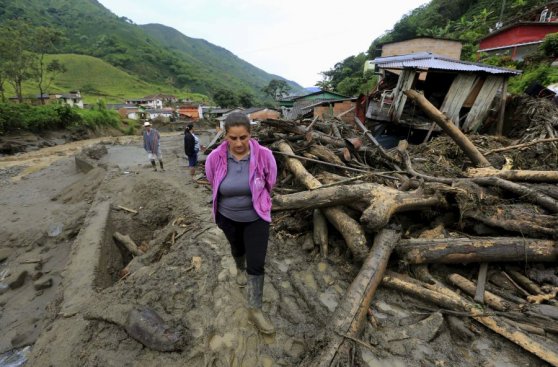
[9,90,84,108]
[478,2,558,60]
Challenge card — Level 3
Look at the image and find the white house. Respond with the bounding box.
[59,91,84,108]
[125,97,163,109]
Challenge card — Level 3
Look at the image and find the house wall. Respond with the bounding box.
[479,24,558,50]
[313,101,355,124]
[248,109,280,121]
[381,38,462,59]
[178,108,200,120]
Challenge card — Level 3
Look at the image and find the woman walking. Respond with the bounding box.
[205,112,277,334]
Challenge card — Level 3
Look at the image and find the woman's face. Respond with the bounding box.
[225,125,251,156]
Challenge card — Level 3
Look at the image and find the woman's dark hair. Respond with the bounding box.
[224,112,251,133]
[185,123,194,133]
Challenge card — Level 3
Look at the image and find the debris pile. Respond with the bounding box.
[244,94,558,366]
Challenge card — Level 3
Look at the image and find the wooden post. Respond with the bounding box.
[497,78,508,136]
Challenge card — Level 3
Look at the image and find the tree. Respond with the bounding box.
[238,91,255,108]
[213,89,238,108]
[262,79,291,100]
[31,27,66,103]
[0,20,35,102]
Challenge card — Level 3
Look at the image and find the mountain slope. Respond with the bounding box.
[141,23,303,96]
[0,0,302,101]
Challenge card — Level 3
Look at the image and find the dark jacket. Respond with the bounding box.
[184,131,195,156]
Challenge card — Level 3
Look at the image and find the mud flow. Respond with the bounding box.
[0,129,552,367]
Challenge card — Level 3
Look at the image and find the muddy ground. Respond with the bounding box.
[0,129,549,366]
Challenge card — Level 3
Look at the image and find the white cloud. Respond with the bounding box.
[98,0,430,86]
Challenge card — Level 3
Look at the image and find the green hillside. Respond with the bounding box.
[0,0,302,102]
[2,54,208,104]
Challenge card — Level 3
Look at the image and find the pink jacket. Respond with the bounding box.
[205,139,277,222]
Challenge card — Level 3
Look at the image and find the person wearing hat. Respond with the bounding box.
[143,121,164,171]
[205,112,277,335]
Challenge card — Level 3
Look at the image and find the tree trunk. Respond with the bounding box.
[306,229,401,367]
[276,141,368,260]
[464,209,558,238]
[466,168,558,183]
[472,177,558,213]
[403,89,492,168]
[272,183,447,231]
[396,237,558,264]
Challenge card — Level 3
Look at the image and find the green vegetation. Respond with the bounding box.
[320,0,552,96]
[0,101,120,134]
[0,0,302,103]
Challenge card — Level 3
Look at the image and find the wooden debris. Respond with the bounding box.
[306,229,401,367]
[116,205,138,214]
[404,89,492,168]
[113,232,144,257]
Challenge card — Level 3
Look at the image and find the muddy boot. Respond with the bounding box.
[233,255,247,287]
[159,160,165,171]
[151,160,157,171]
[246,274,275,335]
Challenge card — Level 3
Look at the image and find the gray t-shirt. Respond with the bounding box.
[217,152,259,222]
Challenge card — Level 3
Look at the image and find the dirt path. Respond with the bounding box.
[0,133,548,367]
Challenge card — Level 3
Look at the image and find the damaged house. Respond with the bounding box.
[364,52,522,139]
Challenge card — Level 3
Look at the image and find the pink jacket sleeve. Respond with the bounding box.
[265,150,277,192]
[205,152,214,185]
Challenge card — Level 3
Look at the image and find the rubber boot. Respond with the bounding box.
[150,160,157,171]
[246,274,275,335]
[233,255,247,287]
[159,160,165,171]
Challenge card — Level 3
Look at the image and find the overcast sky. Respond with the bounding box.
[97,0,430,87]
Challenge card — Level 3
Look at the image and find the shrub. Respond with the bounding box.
[0,101,121,134]
[541,32,558,58]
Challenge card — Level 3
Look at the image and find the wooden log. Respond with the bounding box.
[396,237,558,264]
[471,176,558,213]
[383,271,558,367]
[447,273,516,311]
[113,232,144,257]
[507,270,543,295]
[276,140,368,261]
[403,89,492,168]
[313,209,329,258]
[308,145,345,166]
[272,183,447,231]
[464,209,558,238]
[466,167,558,183]
[306,229,401,367]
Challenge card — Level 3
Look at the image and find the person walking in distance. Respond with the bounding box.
[205,112,277,335]
[183,123,200,183]
[143,121,164,171]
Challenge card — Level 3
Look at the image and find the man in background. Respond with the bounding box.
[143,121,164,171]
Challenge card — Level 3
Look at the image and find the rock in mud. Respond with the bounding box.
[33,277,53,291]
[125,306,184,352]
[7,270,28,290]
[0,248,10,262]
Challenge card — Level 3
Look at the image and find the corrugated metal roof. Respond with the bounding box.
[372,52,521,75]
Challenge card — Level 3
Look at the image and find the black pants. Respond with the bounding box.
[216,212,270,276]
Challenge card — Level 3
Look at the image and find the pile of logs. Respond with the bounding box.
[251,91,558,366]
